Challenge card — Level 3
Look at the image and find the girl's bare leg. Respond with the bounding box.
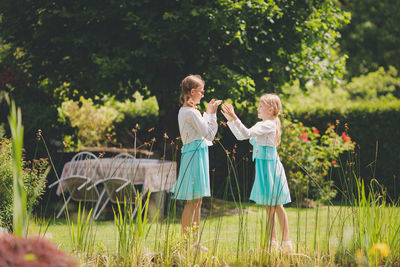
[182,200,194,235]
[182,198,203,238]
[275,205,290,241]
[266,206,277,242]
[192,198,202,236]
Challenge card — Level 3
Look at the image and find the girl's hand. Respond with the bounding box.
[206,99,222,114]
[221,103,238,122]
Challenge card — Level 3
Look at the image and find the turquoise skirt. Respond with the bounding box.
[249,139,291,206]
[170,139,210,200]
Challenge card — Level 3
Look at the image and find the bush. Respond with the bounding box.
[282,67,400,113]
[279,119,354,203]
[58,96,121,149]
[104,91,159,147]
[58,91,159,151]
[0,138,49,231]
[282,68,400,197]
[290,102,400,198]
[345,66,400,99]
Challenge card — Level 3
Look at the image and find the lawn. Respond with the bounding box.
[27,198,397,266]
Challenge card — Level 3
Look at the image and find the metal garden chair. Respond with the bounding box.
[88,153,139,219]
[48,151,106,218]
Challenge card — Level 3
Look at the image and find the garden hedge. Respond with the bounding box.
[288,100,400,198]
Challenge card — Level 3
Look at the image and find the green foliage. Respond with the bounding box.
[282,67,400,112]
[334,162,400,265]
[282,68,400,196]
[279,119,354,203]
[104,91,159,118]
[7,99,27,237]
[58,91,159,151]
[0,123,4,138]
[339,0,400,77]
[287,1,349,85]
[350,179,399,265]
[70,203,95,255]
[0,0,350,139]
[58,96,121,149]
[346,66,400,99]
[113,193,152,265]
[0,138,49,231]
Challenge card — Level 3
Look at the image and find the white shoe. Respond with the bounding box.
[192,241,209,252]
[271,240,279,249]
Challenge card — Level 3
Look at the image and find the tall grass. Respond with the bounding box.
[32,178,399,266]
[113,193,153,265]
[70,203,96,256]
[350,178,400,265]
[29,123,400,266]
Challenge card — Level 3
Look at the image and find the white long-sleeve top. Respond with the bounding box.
[178,107,218,145]
[227,119,277,147]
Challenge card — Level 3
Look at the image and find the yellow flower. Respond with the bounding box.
[369,243,390,258]
[24,253,37,261]
[356,249,362,259]
[355,249,363,266]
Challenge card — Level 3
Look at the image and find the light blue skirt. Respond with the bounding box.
[170,139,210,200]
[249,140,291,206]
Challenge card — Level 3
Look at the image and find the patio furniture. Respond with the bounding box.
[49,151,106,218]
[55,153,177,219]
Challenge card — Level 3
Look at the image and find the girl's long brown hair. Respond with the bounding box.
[179,74,205,107]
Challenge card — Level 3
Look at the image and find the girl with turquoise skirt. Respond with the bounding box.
[221,94,293,251]
[170,75,221,249]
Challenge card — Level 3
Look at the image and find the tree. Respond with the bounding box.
[339,0,400,77]
[0,0,349,140]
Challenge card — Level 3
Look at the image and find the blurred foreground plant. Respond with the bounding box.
[0,234,77,266]
[0,97,77,266]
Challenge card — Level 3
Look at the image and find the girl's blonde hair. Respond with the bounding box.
[179,74,205,107]
[260,93,282,145]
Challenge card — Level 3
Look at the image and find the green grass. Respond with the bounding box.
[23,123,400,266]
[28,201,395,266]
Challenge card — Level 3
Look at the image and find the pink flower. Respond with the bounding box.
[313,129,319,134]
[297,131,309,143]
[342,132,351,142]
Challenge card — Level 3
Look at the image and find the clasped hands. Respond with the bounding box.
[206,99,238,122]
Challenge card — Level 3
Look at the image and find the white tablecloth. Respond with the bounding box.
[56,158,177,195]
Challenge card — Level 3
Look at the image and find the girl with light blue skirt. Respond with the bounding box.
[170,75,221,248]
[221,94,293,251]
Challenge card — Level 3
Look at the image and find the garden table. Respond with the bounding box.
[56,157,177,196]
